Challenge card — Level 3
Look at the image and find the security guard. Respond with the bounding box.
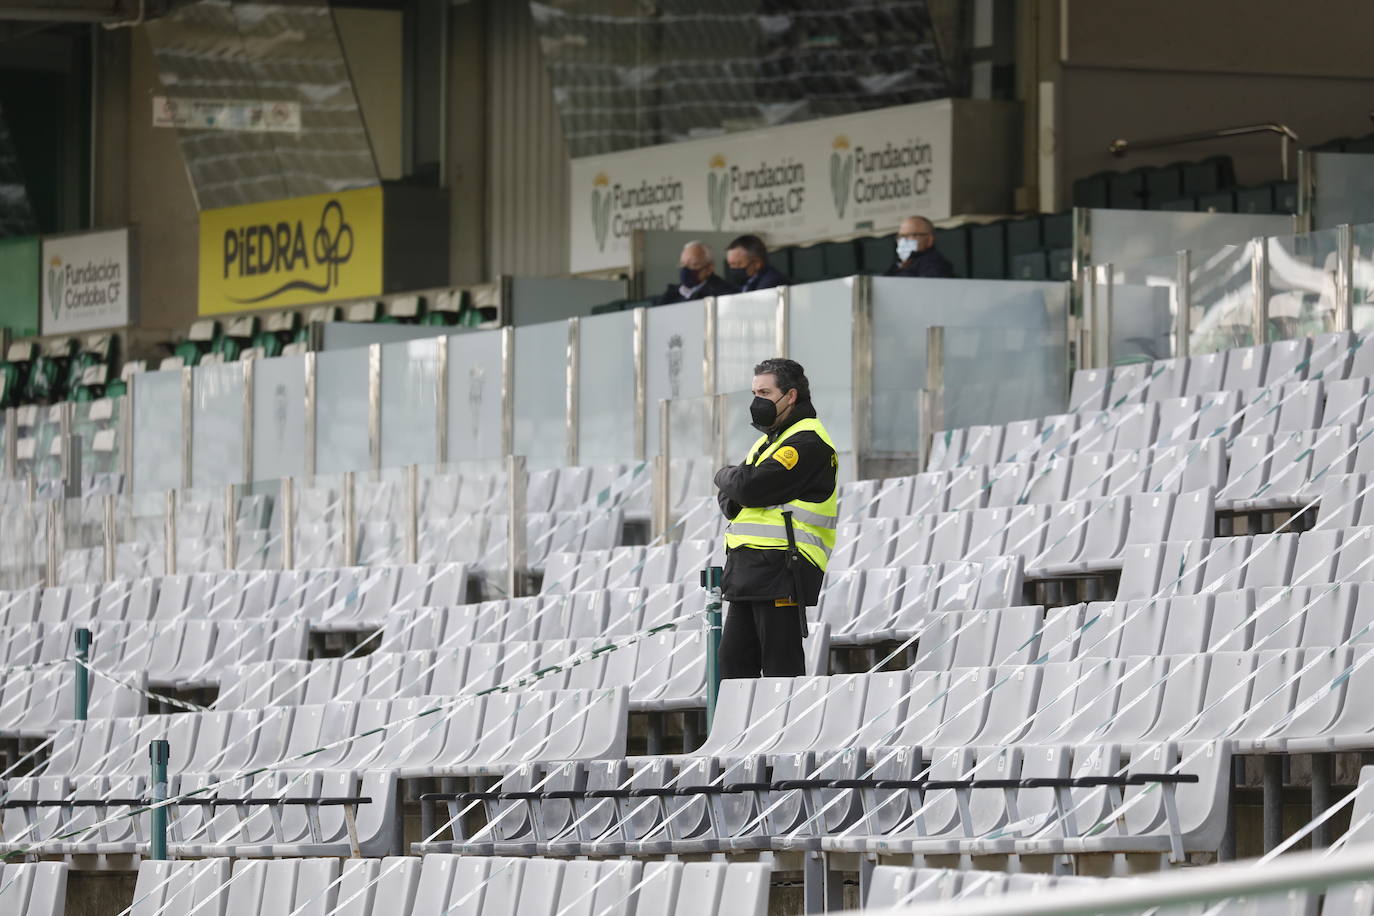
[714,358,838,677]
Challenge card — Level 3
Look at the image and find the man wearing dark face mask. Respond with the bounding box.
[656,241,739,305]
[725,234,789,292]
[713,358,838,677]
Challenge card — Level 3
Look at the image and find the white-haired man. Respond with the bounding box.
[656,240,739,305]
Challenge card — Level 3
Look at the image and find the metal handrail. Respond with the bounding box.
[859,844,1374,916]
[1109,122,1300,180]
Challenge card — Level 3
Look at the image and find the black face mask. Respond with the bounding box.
[679,266,702,289]
[750,393,786,430]
[725,267,749,287]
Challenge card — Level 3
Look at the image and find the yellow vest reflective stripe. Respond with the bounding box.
[723,417,839,571]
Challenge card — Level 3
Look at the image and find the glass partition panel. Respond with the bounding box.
[57,494,105,585]
[513,320,568,470]
[645,300,705,457]
[1311,152,1374,230]
[292,472,349,569]
[870,277,1069,456]
[715,289,778,393]
[1105,256,1175,365]
[1266,228,1340,340]
[1189,241,1257,353]
[315,348,370,475]
[789,278,854,452]
[114,490,166,579]
[380,337,439,469]
[577,310,636,465]
[191,361,245,488]
[16,404,63,484]
[356,467,408,566]
[175,486,226,574]
[1351,222,1374,332]
[415,459,510,601]
[131,369,184,494]
[236,479,282,571]
[940,327,1068,430]
[73,396,124,486]
[447,329,505,462]
[252,355,307,483]
[0,500,46,589]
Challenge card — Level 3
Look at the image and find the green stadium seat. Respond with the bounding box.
[1006,218,1043,258]
[1234,184,1276,214]
[934,225,970,278]
[1196,190,1236,213]
[1183,155,1235,195]
[820,240,859,279]
[1108,168,1148,209]
[1010,251,1049,280]
[1049,248,1073,281]
[1072,171,1111,208]
[789,245,826,284]
[969,221,1009,280]
[859,234,896,274]
[26,339,75,404]
[1042,211,1073,249]
[345,301,383,322]
[1145,164,1186,209]
[383,295,423,324]
[421,290,465,326]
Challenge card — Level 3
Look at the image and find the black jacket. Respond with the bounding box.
[739,264,790,292]
[713,401,837,606]
[656,272,739,305]
[884,246,956,279]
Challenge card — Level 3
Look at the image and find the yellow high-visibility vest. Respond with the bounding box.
[723,417,839,571]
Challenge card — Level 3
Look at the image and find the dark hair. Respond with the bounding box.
[726,234,769,265]
[753,357,810,402]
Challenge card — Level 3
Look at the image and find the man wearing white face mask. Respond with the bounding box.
[884,215,955,278]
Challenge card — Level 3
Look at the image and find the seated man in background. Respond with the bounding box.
[725,234,790,292]
[885,215,955,278]
[657,240,738,305]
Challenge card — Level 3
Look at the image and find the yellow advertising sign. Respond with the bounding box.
[198,186,383,314]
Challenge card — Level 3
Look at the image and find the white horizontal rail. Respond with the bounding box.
[857,845,1374,916]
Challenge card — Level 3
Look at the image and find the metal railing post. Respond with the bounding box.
[45,499,59,587]
[1098,263,1114,367]
[702,565,724,729]
[73,627,91,720]
[180,367,193,489]
[632,307,647,461]
[1337,223,1354,333]
[4,408,15,478]
[775,285,790,357]
[149,740,170,860]
[920,326,945,472]
[505,455,527,598]
[280,477,296,570]
[1252,236,1270,345]
[164,489,177,576]
[342,470,357,566]
[1175,250,1193,358]
[566,317,580,467]
[654,400,671,541]
[223,484,238,571]
[367,344,382,476]
[851,275,873,472]
[102,492,116,582]
[405,464,419,564]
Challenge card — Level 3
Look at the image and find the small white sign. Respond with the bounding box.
[42,228,133,335]
[153,96,301,134]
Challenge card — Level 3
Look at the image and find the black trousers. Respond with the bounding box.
[718,600,806,678]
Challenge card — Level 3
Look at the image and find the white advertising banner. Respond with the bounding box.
[571,99,966,273]
[41,228,133,334]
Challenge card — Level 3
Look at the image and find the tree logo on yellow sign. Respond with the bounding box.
[222,199,355,304]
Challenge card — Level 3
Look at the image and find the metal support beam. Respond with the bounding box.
[1336,224,1354,334]
[435,334,449,465]
[500,327,514,457]
[342,470,357,565]
[505,454,527,598]
[180,367,193,489]
[223,484,237,571]
[566,317,580,467]
[920,326,945,472]
[1252,237,1270,346]
[1175,249,1193,359]
[367,343,382,475]
[654,400,671,541]
[45,498,59,587]
[102,492,116,582]
[280,476,295,570]
[1263,755,1284,853]
[405,464,419,564]
[164,489,177,576]
[1311,753,1334,848]
[851,275,873,467]
[632,307,647,461]
[241,357,254,485]
[304,352,317,479]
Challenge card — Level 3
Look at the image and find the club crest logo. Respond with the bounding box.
[46,257,64,322]
[830,135,853,218]
[590,173,613,251]
[706,154,729,231]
